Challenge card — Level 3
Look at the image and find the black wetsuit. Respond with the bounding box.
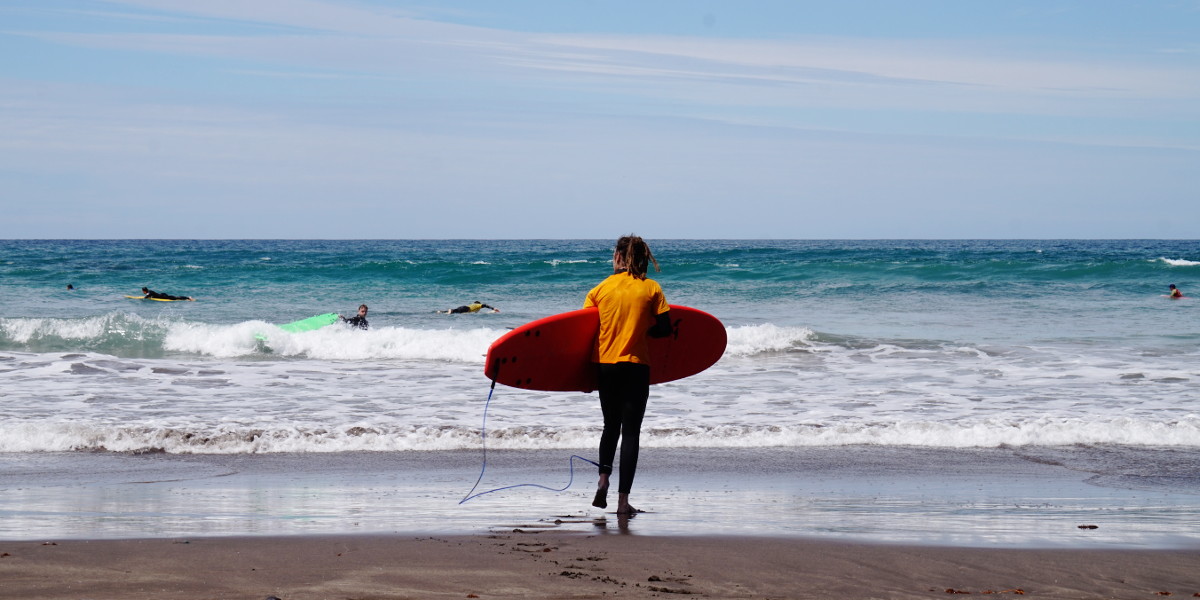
[144,289,190,301]
[595,313,672,494]
[449,303,494,314]
[342,315,368,330]
[597,362,651,494]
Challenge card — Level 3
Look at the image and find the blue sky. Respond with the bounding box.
[2,1,1198,238]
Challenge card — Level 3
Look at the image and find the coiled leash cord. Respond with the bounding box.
[460,378,599,504]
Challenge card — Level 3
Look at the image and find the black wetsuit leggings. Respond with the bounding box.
[597,362,650,495]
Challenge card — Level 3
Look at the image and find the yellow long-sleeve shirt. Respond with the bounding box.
[583,272,669,364]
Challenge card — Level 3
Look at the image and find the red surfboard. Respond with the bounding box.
[484,305,726,392]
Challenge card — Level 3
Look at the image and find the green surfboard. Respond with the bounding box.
[256,313,340,341]
[277,313,340,333]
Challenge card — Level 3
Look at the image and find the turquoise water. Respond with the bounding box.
[0,239,1197,452]
[7,238,1199,331]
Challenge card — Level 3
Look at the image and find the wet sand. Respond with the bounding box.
[3,532,1199,599]
[3,446,1199,598]
[3,447,1199,547]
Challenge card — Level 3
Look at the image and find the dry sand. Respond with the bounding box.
[3,531,1198,599]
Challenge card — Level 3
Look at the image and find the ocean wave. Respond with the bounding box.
[0,313,171,357]
[170,322,501,361]
[1158,257,1200,267]
[4,417,1197,454]
[0,313,503,361]
[724,323,814,356]
[2,314,804,361]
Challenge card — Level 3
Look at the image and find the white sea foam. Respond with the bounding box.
[724,323,814,356]
[2,316,106,342]
[3,311,1198,454]
[3,416,1198,454]
[1158,257,1200,266]
[3,316,814,362]
[0,422,488,453]
[162,322,500,361]
[0,313,164,345]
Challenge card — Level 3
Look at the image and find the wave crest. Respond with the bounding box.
[2,315,810,361]
[1158,257,1200,267]
[7,417,1196,454]
[724,323,814,356]
[0,313,503,361]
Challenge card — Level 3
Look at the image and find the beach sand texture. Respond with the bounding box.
[3,447,1199,598]
[3,533,1199,599]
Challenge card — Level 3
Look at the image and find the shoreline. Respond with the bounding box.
[3,532,1199,599]
[3,446,1199,549]
[4,444,1199,597]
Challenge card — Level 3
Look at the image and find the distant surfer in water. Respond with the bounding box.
[440,301,499,314]
[339,304,369,329]
[585,235,672,515]
[141,287,193,301]
[1168,284,1184,299]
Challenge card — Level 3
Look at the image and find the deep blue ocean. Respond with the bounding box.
[1,239,1197,453]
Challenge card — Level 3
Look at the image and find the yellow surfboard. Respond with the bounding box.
[124,295,194,302]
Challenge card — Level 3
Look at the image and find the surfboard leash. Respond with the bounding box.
[459,376,599,505]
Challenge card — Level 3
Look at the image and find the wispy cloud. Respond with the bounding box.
[529,34,1200,98]
[3,0,1198,237]
[15,1,1199,122]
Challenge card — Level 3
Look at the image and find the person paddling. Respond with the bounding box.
[440,301,499,314]
[339,304,369,329]
[142,287,193,301]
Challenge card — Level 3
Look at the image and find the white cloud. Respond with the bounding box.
[15,1,1199,126]
[3,0,1198,237]
[525,34,1200,99]
[98,0,489,37]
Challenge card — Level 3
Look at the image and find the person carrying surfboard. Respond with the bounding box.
[584,235,673,515]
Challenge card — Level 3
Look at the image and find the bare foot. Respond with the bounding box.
[592,475,609,509]
[615,492,641,514]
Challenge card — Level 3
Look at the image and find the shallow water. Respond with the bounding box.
[2,446,1196,548]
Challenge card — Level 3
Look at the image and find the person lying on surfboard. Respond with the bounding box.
[1169,284,1184,299]
[338,304,369,329]
[585,234,672,516]
[141,287,193,301]
[440,301,499,314]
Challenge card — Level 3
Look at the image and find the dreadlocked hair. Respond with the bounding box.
[615,234,660,280]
